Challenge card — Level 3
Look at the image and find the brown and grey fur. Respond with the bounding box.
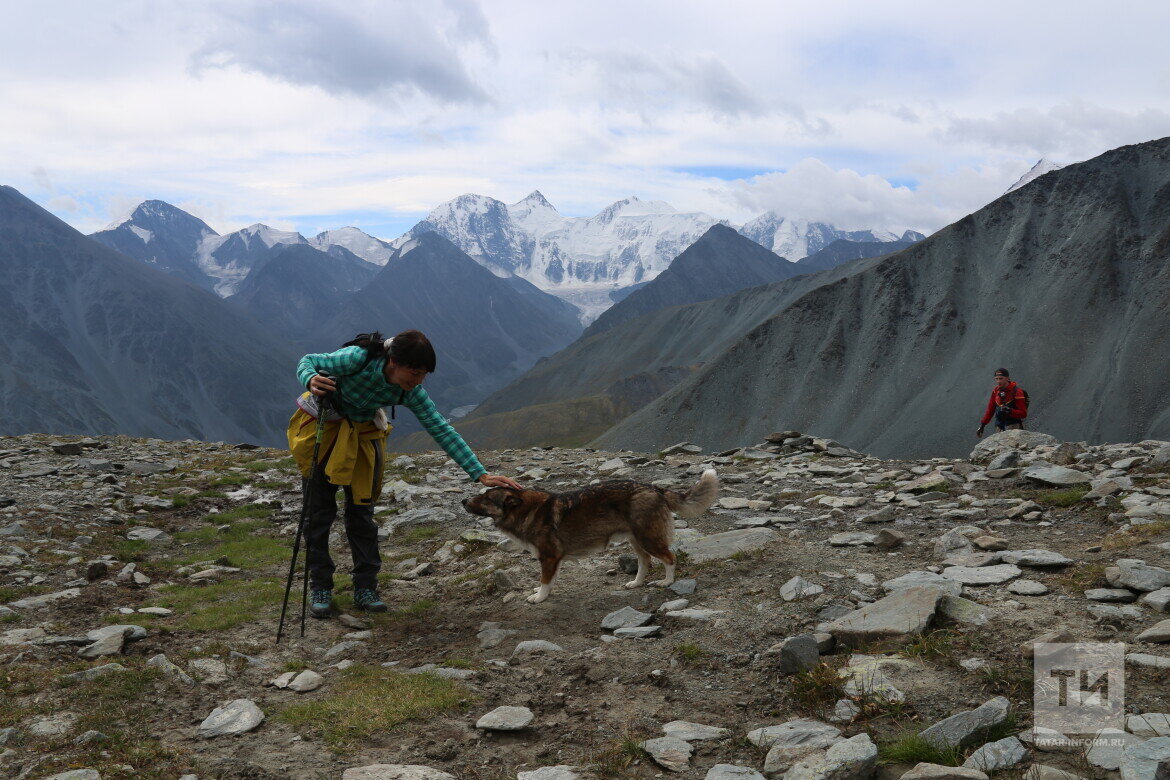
[462,469,718,603]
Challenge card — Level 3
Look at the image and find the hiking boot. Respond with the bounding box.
[354,588,388,612]
[309,588,332,619]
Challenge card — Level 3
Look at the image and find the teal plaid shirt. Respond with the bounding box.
[297,346,486,482]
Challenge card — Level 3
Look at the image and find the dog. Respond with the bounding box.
[461,469,718,603]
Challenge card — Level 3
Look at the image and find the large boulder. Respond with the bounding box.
[783,733,878,780]
[971,430,1059,464]
[1022,466,1092,486]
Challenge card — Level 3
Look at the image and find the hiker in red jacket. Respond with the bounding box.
[976,368,1027,438]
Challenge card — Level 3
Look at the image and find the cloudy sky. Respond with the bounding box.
[4,0,1169,239]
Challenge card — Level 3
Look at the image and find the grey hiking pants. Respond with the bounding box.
[303,472,380,591]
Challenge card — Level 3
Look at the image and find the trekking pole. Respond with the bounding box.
[277,385,331,643]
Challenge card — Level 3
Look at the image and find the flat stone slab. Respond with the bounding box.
[614,625,660,639]
[1009,580,1049,596]
[8,587,81,609]
[1114,560,1170,592]
[665,608,724,621]
[676,528,779,563]
[780,576,824,601]
[942,564,1022,585]
[342,766,457,780]
[1086,729,1145,770]
[1119,736,1170,780]
[511,640,563,657]
[827,586,942,649]
[198,699,264,738]
[882,571,962,597]
[1128,714,1170,738]
[475,706,533,731]
[601,606,653,630]
[1022,466,1092,486]
[663,720,730,741]
[517,768,585,780]
[999,549,1074,568]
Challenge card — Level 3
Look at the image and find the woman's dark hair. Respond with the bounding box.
[347,330,436,373]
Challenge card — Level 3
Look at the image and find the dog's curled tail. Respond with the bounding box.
[666,468,719,519]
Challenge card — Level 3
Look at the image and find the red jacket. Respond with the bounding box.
[981,381,1027,426]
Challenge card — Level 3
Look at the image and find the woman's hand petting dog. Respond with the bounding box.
[478,474,522,490]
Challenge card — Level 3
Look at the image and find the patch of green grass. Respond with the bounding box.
[1,613,19,624]
[195,489,227,499]
[147,579,285,631]
[588,731,652,779]
[0,584,50,603]
[254,480,289,490]
[1054,562,1108,590]
[674,642,707,663]
[171,496,190,508]
[174,518,286,568]
[244,459,281,472]
[283,659,312,672]
[901,629,958,661]
[879,732,963,766]
[200,503,274,523]
[114,539,151,562]
[789,661,847,713]
[441,657,479,669]
[277,663,468,749]
[1035,485,1091,507]
[397,524,440,543]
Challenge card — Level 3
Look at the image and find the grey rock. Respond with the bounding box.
[1136,619,1170,643]
[477,627,516,649]
[939,596,990,625]
[640,736,693,772]
[189,657,230,685]
[829,532,875,547]
[511,640,563,658]
[601,606,654,630]
[476,705,534,730]
[781,576,824,601]
[1115,560,1170,592]
[669,579,698,595]
[126,526,170,543]
[666,607,723,621]
[828,586,942,648]
[28,712,78,736]
[920,697,1011,750]
[1023,766,1086,780]
[78,626,134,658]
[962,736,1028,771]
[341,766,456,780]
[778,634,821,674]
[783,732,878,780]
[1141,589,1170,613]
[971,431,1059,464]
[987,451,1021,470]
[662,720,730,741]
[941,564,1022,585]
[859,506,898,524]
[706,766,766,780]
[614,625,661,639]
[8,587,81,609]
[747,718,841,749]
[1088,588,1139,602]
[518,768,585,780]
[900,764,989,780]
[1087,729,1145,770]
[72,730,109,745]
[42,771,102,780]
[999,549,1074,568]
[1022,466,1092,486]
[676,527,778,563]
[874,529,906,550]
[882,571,962,597]
[1119,736,1170,780]
[1128,714,1170,738]
[1008,580,1049,595]
[147,653,195,685]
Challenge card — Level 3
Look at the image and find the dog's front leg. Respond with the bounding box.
[528,555,562,603]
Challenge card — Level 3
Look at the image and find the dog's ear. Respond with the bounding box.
[503,493,522,509]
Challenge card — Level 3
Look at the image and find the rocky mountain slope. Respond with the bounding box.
[320,232,584,413]
[90,200,219,292]
[0,186,300,447]
[2,428,1168,779]
[596,137,1170,459]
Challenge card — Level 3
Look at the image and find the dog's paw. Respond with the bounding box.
[526,592,548,604]
[624,579,644,589]
[650,578,674,588]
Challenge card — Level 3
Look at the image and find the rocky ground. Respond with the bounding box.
[1,429,1169,780]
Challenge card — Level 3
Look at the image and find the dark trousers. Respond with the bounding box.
[303,472,381,591]
[994,408,1024,431]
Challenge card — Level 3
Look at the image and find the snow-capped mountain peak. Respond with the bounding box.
[738,212,907,262]
[310,227,394,266]
[1006,158,1064,194]
[238,223,305,248]
[508,190,565,236]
